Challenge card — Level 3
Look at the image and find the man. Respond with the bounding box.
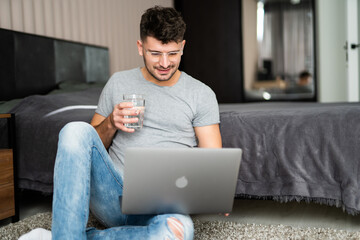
[285,70,313,94]
[51,6,221,240]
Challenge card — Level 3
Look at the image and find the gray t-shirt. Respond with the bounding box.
[96,67,220,173]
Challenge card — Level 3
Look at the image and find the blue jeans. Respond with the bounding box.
[52,122,194,240]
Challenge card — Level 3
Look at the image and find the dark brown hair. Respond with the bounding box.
[299,71,312,79]
[140,6,186,44]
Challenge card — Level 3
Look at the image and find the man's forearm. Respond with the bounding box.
[93,117,117,149]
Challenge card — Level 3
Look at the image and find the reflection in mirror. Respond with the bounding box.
[243,0,316,101]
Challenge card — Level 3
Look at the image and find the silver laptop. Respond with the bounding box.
[121,147,242,215]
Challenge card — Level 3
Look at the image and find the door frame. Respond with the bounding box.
[347,0,359,102]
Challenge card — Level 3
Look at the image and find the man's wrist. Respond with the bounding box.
[108,114,117,131]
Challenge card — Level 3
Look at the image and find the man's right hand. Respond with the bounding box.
[109,102,140,133]
[90,102,140,148]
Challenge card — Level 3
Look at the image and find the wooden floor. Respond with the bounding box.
[2,191,360,233]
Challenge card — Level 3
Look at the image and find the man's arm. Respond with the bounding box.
[91,113,116,149]
[194,124,222,148]
[90,102,139,149]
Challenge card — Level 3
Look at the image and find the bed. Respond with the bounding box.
[219,102,360,215]
[0,86,105,192]
[0,28,109,193]
[1,29,360,215]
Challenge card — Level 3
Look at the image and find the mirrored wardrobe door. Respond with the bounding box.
[243,0,317,102]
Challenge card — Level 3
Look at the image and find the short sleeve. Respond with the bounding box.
[95,75,115,117]
[192,86,220,127]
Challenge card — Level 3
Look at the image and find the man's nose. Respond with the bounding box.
[159,53,170,68]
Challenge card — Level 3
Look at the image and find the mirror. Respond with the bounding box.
[243,0,316,101]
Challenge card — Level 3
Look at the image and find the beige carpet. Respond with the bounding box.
[1,212,360,240]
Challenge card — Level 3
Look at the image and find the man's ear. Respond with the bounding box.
[137,40,143,56]
[181,40,186,55]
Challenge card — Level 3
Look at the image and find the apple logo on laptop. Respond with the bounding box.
[175,176,188,188]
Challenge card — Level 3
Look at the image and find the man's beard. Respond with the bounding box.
[143,59,178,81]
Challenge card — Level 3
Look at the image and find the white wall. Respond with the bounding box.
[0,0,173,75]
[316,0,347,102]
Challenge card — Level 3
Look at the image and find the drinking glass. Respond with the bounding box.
[123,94,145,129]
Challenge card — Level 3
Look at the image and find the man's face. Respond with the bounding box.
[299,76,312,86]
[137,36,185,83]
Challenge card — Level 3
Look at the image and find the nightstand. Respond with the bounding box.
[0,114,19,222]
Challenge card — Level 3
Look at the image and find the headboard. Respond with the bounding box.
[0,28,109,101]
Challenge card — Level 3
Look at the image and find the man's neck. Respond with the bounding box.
[140,67,181,87]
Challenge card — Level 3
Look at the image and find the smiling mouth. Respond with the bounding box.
[156,67,171,75]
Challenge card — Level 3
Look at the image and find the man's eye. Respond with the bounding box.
[168,52,179,56]
[151,52,162,56]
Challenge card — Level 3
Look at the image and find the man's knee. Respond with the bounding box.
[60,121,94,137]
[59,122,95,149]
[167,217,185,240]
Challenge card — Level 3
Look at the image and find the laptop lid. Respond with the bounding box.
[121,147,242,215]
